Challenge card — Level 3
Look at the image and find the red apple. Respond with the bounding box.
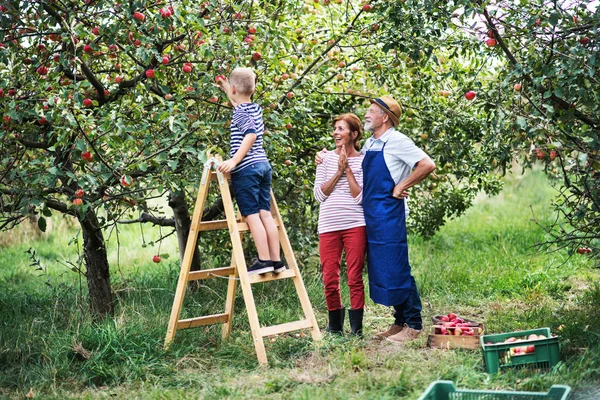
[535,19,541,26]
[440,315,450,322]
[208,96,218,103]
[362,4,373,12]
[464,91,476,100]
[121,175,133,187]
[75,189,84,198]
[504,337,517,343]
[247,26,257,34]
[182,64,193,73]
[215,75,226,83]
[577,247,592,254]
[162,56,169,65]
[525,345,535,353]
[252,52,262,61]
[286,92,294,99]
[439,90,451,97]
[92,27,99,35]
[549,150,557,161]
[579,37,590,45]
[81,150,93,162]
[36,65,48,75]
[536,149,545,160]
[454,327,463,336]
[83,98,93,107]
[73,198,83,206]
[487,29,495,39]
[152,255,162,263]
[514,83,522,91]
[165,94,172,100]
[285,123,293,129]
[447,313,457,321]
[133,11,145,21]
[284,160,292,165]
[281,73,290,80]
[145,69,155,78]
[485,38,497,47]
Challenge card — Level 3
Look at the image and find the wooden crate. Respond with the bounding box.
[427,325,484,350]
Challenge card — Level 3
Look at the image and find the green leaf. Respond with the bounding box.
[38,217,47,232]
[549,12,558,26]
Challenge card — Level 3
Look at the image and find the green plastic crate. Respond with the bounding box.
[418,380,571,400]
[480,328,560,374]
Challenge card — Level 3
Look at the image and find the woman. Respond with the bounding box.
[313,113,366,336]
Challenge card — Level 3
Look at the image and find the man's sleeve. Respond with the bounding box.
[391,136,428,168]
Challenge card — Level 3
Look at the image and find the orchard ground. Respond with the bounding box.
[1,170,599,399]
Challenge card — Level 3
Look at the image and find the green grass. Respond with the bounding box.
[1,170,599,399]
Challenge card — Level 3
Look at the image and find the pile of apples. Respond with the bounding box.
[433,313,483,336]
[486,333,546,355]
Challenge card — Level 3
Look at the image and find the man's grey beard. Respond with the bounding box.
[364,122,374,133]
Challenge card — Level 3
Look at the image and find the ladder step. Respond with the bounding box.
[188,267,236,281]
[248,268,296,284]
[260,319,314,337]
[177,313,229,330]
[197,219,280,232]
[197,220,249,232]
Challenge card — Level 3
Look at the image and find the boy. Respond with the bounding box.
[216,68,285,275]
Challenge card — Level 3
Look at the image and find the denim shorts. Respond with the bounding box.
[231,162,272,216]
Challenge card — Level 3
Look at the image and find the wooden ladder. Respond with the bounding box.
[164,155,322,365]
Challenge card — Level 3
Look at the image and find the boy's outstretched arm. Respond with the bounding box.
[218,133,257,173]
[215,78,239,107]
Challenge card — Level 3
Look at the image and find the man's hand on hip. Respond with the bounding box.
[392,184,410,199]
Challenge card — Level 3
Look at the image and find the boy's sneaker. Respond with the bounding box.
[272,261,287,273]
[247,259,274,275]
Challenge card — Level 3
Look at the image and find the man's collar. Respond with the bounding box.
[370,127,395,142]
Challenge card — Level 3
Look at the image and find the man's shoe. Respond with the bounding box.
[247,259,274,275]
[272,260,286,273]
[386,324,421,344]
[373,324,404,340]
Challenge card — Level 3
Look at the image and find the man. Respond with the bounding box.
[319,95,435,342]
[362,95,435,343]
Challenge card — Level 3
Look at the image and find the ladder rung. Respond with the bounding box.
[177,313,229,329]
[197,220,250,232]
[248,269,296,284]
[260,319,314,337]
[188,267,236,281]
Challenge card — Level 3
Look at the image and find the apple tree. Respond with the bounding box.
[366,0,599,255]
[0,0,525,319]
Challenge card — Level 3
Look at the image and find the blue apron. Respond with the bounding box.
[362,142,412,306]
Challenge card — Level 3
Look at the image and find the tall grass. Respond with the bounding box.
[1,170,599,399]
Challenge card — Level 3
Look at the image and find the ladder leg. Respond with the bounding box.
[270,191,323,341]
[164,163,212,348]
[218,168,268,365]
[221,250,239,341]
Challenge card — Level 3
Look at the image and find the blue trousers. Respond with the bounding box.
[393,276,423,330]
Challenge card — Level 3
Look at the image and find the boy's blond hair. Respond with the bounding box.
[229,67,256,96]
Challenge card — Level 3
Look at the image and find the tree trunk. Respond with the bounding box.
[169,191,201,271]
[80,208,114,318]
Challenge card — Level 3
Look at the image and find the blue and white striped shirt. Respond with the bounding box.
[230,102,268,173]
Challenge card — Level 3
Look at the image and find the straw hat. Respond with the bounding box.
[370,95,402,126]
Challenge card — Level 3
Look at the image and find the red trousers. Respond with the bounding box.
[319,226,366,311]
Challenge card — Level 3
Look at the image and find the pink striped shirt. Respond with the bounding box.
[314,152,365,234]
